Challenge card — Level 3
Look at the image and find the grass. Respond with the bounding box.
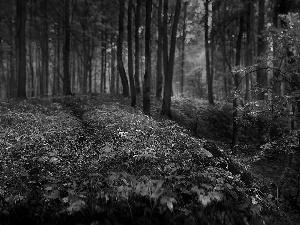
[0,94,298,225]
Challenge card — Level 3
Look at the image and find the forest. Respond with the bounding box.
[1,0,300,224]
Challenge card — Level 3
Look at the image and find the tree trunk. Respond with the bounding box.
[204,0,214,105]
[63,0,72,95]
[16,0,27,99]
[135,0,141,94]
[110,36,116,93]
[143,0,152,115]
[232,14,244,151]
[161,0,182,118]
[156,0,163,99]
[257,0,267,100]
[41,0,49,97]
[245,0,254,102]
[180,2,188,97]
[128,0,136,107]
[117,0,129,97]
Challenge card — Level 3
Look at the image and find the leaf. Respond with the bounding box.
[160,196,177,211]
[66,200,86,214]
[199,195,211,207]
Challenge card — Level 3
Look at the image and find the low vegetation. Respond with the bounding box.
[0,95,299,225]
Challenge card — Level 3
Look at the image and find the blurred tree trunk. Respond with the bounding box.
[117,0,129,97]
[9,17,15,98]
[161,0,181,118]
[63,0,72,95]
[204,0,214,105]
[110,36,116,93]
[16,0,27,99]
[29,0,35,97]
[180,2,188,97]
[135,0,141,94]
[245,0,254,102]
[143,0,152,115]
[156,0,163,100]
[41,0,49,97]
[232,14,244,151]
[128,0,136,107]
[256,0,267,100]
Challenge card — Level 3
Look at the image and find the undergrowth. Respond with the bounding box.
[0,95,294,225]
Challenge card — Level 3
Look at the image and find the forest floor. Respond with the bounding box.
[0,94,299,225]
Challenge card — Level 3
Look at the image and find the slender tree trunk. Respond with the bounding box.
[117,0,129,97]
[41,0,49,96]
[245,1,254,101]
[63,0,72,95]
[180,2,188,97]
[16,0,27,99]
[110,36,116,93]
[257,0,267,100]
[143,0,152,115]
[161,0,182,117]
[9,13,15,98]
[128,0,136,107]
[204,0,214,105]
[156,0,163,99]
[135,0,141,94]
[232,14,244,151]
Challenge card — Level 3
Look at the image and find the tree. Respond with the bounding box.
[16,0,27,99]
[156,0,163,99]
[128,0,136,107]
[256,0,267,100]
[117,0,129,97]
[180,1,188,97]
[232,13,244,151]
[143,0,152,115]
[63,0,72,96]
[204,0,214,105]
[135,0,141,94]
[161,0,182,117]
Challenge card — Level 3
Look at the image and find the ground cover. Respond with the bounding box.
[0,94,296,225]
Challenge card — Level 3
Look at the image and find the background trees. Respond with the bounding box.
[1,0,300,125]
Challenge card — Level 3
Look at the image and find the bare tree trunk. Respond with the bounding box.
[110,36,116,93]
[180,2,188,97]
[161,0,182,118]
[63,0,72,95]
[128,0,136,107]
[156,0,163,99]
[204,0,214,105]
[257,0,267,100]
[232,14,244,151]
[135,0,141,94]
[143,0,152,115]
[16,0,27,99]
[41,0,49,96]
[244,0,254,102]
[117,0,129,96]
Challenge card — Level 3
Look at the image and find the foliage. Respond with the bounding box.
[0,95,271,225]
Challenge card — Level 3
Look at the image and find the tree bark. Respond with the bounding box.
[232,14,244,151]
[161,0,182,118]
[110,36,116,93]
[135,0,141,94]
[128,0,136,107]
[143,0,152,115]
[180,2,188,97]
[156,0,163,99]
[257,0,267,100]
[245,0,254,102]
[63,0,72,95]
[204,0,214,105]
[16,0,27,99]
[41,0,49,97]
[117,0,129,97]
